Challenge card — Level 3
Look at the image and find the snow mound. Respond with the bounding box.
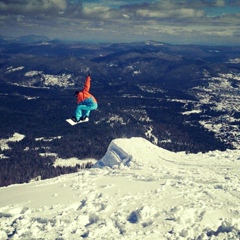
[93,137,176,169]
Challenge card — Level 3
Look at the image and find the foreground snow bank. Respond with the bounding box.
[0,137,240,240]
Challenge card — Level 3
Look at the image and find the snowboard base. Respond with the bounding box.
[66,118,89,126]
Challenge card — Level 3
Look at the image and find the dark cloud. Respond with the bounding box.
[0,0,85,20]
[0,0,68,14]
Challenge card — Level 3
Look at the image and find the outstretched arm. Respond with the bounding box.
[82,75,91,93]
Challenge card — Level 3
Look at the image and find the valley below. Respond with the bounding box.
[0,38,240,186]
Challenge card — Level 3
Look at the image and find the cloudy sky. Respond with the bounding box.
[0,0,240,45]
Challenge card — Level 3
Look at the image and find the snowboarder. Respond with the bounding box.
[72,73,98,123]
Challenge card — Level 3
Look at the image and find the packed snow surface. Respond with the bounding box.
[0,137,240,240]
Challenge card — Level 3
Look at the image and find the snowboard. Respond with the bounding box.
[66,118,89,126]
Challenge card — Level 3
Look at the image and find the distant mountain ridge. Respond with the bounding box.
[0,35,50,44]
[1,38,237,90]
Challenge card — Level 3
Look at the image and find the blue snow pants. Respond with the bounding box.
[75,98,98,121]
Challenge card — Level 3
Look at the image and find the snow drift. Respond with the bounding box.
[0,137,240,240]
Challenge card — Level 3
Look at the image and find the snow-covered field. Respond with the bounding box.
[0,133,25,153]
[0,137,240,240]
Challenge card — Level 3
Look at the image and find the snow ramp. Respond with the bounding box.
[93,137,176,168]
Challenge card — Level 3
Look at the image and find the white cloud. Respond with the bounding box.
[136,8,204,19]
[215,0,226,7]
[82,6,112,18]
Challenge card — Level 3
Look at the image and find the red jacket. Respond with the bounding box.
[76,76,97,104]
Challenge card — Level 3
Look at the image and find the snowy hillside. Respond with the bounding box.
[0,137,240,239]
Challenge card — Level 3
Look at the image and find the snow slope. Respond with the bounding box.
[0,137,240,240]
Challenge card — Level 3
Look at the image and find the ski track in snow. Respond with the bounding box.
[0,137,240,239]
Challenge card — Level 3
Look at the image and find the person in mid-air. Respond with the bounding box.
[72,73,98,122]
